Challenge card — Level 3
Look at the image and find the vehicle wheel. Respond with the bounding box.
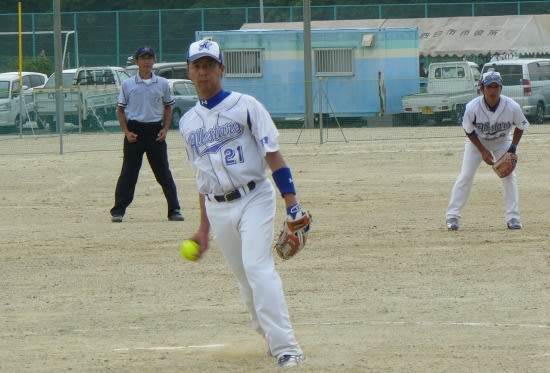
[392,113,406,126]
[532,103,544,124]
[44,116,56,132]
[35,114,45,129]
[393,113,420,126]
[452,104,465,125]
[433,113,445,125]
[84,113,104,131]
[13,114,22,130]
[413,113,424,126]
[172,108,182,128]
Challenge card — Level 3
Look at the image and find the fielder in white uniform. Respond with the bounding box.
[446,71,529,230]
[178,40,305,369]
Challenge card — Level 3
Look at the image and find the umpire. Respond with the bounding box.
[110,46,184,223]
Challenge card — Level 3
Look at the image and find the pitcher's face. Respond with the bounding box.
[188,57,224,99]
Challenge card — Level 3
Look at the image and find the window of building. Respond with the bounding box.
[223,49,263,78]
[314,48,354,76]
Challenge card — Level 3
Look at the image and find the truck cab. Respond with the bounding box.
[0,72,47,129]
[428,61,481,96]
[398,61,481,125]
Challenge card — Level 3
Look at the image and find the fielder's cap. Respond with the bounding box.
[134,46,155,59]
[481,71,503,86]
[187,40,222,64]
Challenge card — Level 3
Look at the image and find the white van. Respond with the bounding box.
[481,58,550,124]
[0,72,46,128]
[0,71,47,91]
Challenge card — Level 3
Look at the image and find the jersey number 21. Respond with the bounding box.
[224,146,244,165]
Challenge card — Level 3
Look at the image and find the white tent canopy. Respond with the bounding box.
[241,15,550,57]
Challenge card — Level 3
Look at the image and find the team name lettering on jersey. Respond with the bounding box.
[188,121,244,156]
[474,120,512,137]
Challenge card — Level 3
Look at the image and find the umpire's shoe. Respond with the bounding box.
[446,217,459,231]
[168,209,184,221]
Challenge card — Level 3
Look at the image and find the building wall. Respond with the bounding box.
[199,27,419,118]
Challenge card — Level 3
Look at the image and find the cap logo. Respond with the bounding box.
[198,40,213,52]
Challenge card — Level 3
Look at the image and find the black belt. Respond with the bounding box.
[212,181,256,202]
[128,120,162,126]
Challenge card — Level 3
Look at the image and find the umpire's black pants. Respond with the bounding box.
[110,121,181,218]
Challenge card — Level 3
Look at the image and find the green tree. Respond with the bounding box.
[5,56,54,76]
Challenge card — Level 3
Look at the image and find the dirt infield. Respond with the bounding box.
[1,129,549,372]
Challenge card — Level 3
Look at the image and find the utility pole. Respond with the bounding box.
[53,0,64,153]
[260,0,264,23]
[303,0,314,129]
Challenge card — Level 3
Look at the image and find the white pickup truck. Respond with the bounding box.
[398,61,481,125]
[33,66,130,131]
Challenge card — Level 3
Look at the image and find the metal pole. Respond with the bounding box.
[18,1,23,137]
[260,0,264,23]
[53,0,64,154]
[303,0,314,129]
[318,77,323,144]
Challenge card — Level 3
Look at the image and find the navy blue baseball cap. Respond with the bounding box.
[481,71,503,86]
[134,46,155,59]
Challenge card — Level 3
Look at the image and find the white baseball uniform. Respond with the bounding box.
[178,91,302,358]
[446,94,529,223]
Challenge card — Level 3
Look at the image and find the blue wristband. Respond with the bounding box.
[272,167,296,197]
[508,144,517,153]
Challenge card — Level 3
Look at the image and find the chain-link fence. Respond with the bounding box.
[0,1,549,68]
[1,1,549,154]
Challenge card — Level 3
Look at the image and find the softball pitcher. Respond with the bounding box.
[445,71,529,230]
[178,40,308,369]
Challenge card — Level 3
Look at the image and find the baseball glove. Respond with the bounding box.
[274,210,312,260]
[493,152,518,178]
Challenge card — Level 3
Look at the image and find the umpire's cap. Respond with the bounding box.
[481,71,503,86]
[134,46,155,59]
[187,40,223,64]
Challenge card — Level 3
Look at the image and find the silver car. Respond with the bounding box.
[126,62,188,80]
[481,58,550,124]
[168,79,197,128]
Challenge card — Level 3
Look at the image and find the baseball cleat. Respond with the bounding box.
[277,354,305,368]
[446,217,459,231]
[111,215,123,223]
[507,218,522,229]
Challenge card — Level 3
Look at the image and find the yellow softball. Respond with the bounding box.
[180,239,200,261]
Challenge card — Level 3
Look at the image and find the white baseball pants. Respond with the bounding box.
[446,139,520,223]
[205,178,302,358]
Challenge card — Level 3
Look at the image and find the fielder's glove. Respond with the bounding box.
[492,152,518,178]
[274,203,312,260]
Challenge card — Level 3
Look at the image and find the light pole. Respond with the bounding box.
[53,0,64,153]
[260,0,264,23]
[303,0,313,129]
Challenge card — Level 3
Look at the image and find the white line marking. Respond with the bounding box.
[299,320,550,329]
[113,344,225,352]
[4,320,549,339]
